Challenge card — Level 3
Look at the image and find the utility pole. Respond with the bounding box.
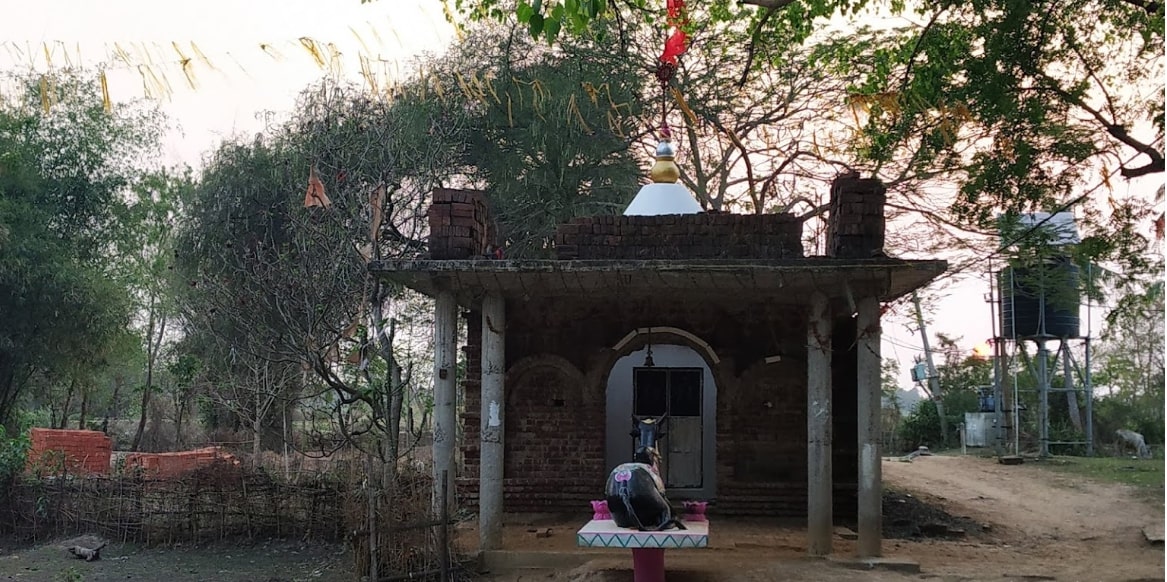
[912,291,947,446]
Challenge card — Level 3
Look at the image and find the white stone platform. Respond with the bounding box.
[576,519,709,549]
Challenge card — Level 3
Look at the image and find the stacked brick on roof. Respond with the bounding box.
[825,175,887,259]
[553,213,804,260]
[427,189,498,260]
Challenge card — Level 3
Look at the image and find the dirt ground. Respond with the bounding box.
[0,455,1160,581]
[475,455,1165,582]
[0,536,354,582]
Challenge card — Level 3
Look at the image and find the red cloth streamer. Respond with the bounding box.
[659,0,689,65]
[660,29,688,64]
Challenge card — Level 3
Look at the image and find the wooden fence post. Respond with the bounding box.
[367,453,378,582]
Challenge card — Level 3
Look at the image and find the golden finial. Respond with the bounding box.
[649,139,680,184]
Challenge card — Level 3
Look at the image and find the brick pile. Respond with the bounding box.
[124,446,240,480]
[553,213,804,260]
[825,175,886,259]
[26,428,111,476]
[427,189,497,260]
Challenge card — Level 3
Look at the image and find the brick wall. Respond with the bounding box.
[715,358,806,516]
[427,179,888,261]
[711,315,858,518]
[458,309,482,505]
[436,181,888,518]
[826,175,886,259]
[26,428,111,476]
[553,213,803,260]
[510,360,605,512]
[428,189,497,260]
[459,357,606,513]
[454,296,862,519]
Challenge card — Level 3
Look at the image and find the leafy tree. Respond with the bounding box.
[880,357,905,450]
[163,353,202,448]
[881,357,902,418]
[122,170,196,451]
[0,69,165,434]
[174,133,338,459]
[453,0,1162,177]
[1092,282,1165,445]
[899,333,991,449]
[174,79,448,477]
[389,23,647,256]
[450,0,1164,293]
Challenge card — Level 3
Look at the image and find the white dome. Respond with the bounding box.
[623,182,702,216]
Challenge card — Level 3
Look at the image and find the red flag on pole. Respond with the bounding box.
[659,0,689,64]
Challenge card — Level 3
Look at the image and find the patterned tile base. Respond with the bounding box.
[576,520,709,549]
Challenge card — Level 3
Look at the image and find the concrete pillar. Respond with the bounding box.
[806,291,833,557]
[856,296,882,558]
[479,294,506,551]
[432,291,458,517]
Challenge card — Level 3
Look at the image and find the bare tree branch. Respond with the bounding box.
[738,0,795,9]
[1118,0,1162,15]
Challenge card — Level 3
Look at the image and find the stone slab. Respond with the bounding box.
[1143,524,1164,544]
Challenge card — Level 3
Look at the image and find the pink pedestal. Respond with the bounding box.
[631,548,666,582]
[682,501,708,522]
[590,500,611,520]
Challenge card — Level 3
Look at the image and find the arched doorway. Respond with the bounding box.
[605,343,717,500]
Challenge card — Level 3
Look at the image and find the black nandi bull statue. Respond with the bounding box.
[605,414,686,531]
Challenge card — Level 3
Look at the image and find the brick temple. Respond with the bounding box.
[371,159,946,559]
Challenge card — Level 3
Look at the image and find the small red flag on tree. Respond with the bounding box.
[304,165,332,208]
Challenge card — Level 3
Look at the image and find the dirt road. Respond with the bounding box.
[882,454,1164,581]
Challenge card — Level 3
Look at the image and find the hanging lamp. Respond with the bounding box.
[643,327,656,367]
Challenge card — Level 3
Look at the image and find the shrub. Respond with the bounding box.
[897,390,981,451]
[0,434,30,497]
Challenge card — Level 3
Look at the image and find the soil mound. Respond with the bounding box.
[882,490,986,539]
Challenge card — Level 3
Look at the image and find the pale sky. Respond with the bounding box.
[0,0,456,165]
[0,0,1120,394]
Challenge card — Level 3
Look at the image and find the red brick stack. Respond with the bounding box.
[124,446,240,480]
[26,428,112,476]
[553,213,804,260]
[427,189,497,260]
[825,175,886,259]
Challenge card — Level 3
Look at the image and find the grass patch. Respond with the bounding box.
[1034,455,1165,490]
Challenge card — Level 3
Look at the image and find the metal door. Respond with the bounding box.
[632,367,703,489]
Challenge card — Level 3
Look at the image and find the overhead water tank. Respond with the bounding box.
[998,256,1081,339]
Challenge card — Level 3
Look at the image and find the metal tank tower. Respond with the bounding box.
[988,212,1095,458]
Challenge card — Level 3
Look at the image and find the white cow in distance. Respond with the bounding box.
[1116,429,1152,459]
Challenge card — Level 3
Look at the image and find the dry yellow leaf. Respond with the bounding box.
[671,87,698,127]
[99,70,111,113]
[298,38,326,69]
